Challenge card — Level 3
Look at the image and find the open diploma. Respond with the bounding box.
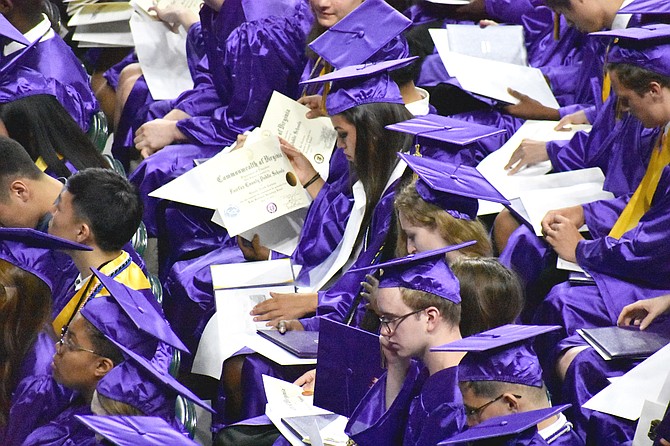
[216,132,310,237]
[261,91,337,180]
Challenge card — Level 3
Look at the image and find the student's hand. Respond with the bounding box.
[298,95,327,119]
[541,214,583,263]
[234,133,248,150]
[503,88,561,121]
[278,138,320,185]
[149,4,199,32]
[554,110,589,131]
[618,294,670,330]
[237,234,270,261]
[380,334,409,369]
[294,369,317,395]
[478,19,499,27]
[541,205,585,231]
[276,319,305,332]
[505,139,549,175]
[134,119,186,158]
[361,274,380,312]
[251,292,318,327]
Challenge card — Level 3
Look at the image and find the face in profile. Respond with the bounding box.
[52,314,104,393]
[376,287,425,359]
[553,0,607,33]
[48,188,84,243]
[610,71,668,128]
[398,211,450,255]
[331,114,357,163]
[309,0,364,28]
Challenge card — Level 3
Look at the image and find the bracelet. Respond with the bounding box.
[302,173,321,189]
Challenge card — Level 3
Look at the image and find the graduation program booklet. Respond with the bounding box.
[192,259,296,378]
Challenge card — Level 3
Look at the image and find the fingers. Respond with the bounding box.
[507,87,528,101]
[554,115,573,131]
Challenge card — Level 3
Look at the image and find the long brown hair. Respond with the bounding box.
[0,259,51,426]
[338,102,414,245]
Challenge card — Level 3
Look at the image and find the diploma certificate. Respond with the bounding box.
[261,91,337,180]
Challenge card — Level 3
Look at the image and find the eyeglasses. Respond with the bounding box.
[378,309,424,335]
[465,394,522,422]
[57,325,102,356]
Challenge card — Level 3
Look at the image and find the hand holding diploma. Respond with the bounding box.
[279,137,324,198]
[298,95,327,119]
[149,2,199,33]
[237,234,271,261]
[554,109,590,131]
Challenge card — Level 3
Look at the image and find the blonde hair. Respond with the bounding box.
[394,179,493,258]
[97,392,145,416]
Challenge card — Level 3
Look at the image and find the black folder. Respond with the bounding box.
[577,325,670,361]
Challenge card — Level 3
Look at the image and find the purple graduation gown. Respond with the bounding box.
[19,400,95,446]
[499,95,657,307]
[346,361,466,446]
[129,2,311,236]
[2,332,75,446]
[2,24,98,131]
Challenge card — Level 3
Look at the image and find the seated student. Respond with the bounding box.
[0,3,97,131]
[448,325,583,445]
[48,168,152,335]
[0,139,146,292]
[22,267,188,446]
[450,257,524,337]
[0,94,109,178]
[440,405,573,446]
[344,245,467,446]
[0,231,93,446]
[529,26,670,444]
[128,0,310,238]
[21,311,125,446]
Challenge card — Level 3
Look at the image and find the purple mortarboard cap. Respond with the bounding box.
[438,405,571,445]
[619,0,670,14]
[314,318,383,417]
[386,114,506,153]
[591,24,670,77]
[89,268,189,353]
[348,243,477,303]
[398,152,509,220]
[76,415,199,446]
[300,57,416,115]
[97,355,213,418]
[0,227,92,251]
[102,334,215,413]
[309,0,412,69]
[432,324,561,388]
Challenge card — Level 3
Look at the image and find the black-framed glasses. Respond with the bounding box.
[465,394,522,422]
[379,309,424,335]
[57,325,102,356]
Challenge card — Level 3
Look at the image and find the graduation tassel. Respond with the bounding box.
[553,12,560,41]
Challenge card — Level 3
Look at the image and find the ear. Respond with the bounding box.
[501,393,521,413]
[649,81,664,98]
[76,221,93,244]
[93,357,116,378]
[424,306,441,331]
[9,180,30,203]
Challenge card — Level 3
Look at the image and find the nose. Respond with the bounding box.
[407,241,417,254]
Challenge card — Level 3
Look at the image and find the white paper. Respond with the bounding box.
[521,181,613,236]
[431,28,559,108]
[210,258,294,290]
[68,2,132,26]
[476,120,591,215]
[260,91,337,181]
[131,0,202,18]
[263,376,348,446]
[130,12,193,100]
[426,0,470,4]
[238,208,307,257]
[72,21,133,47]
[633,399,667,446]
[445,24,527,66]
[556,258,585,273]
[247,334,317,366]
[191,315,227,378]
[584,344,670,420]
